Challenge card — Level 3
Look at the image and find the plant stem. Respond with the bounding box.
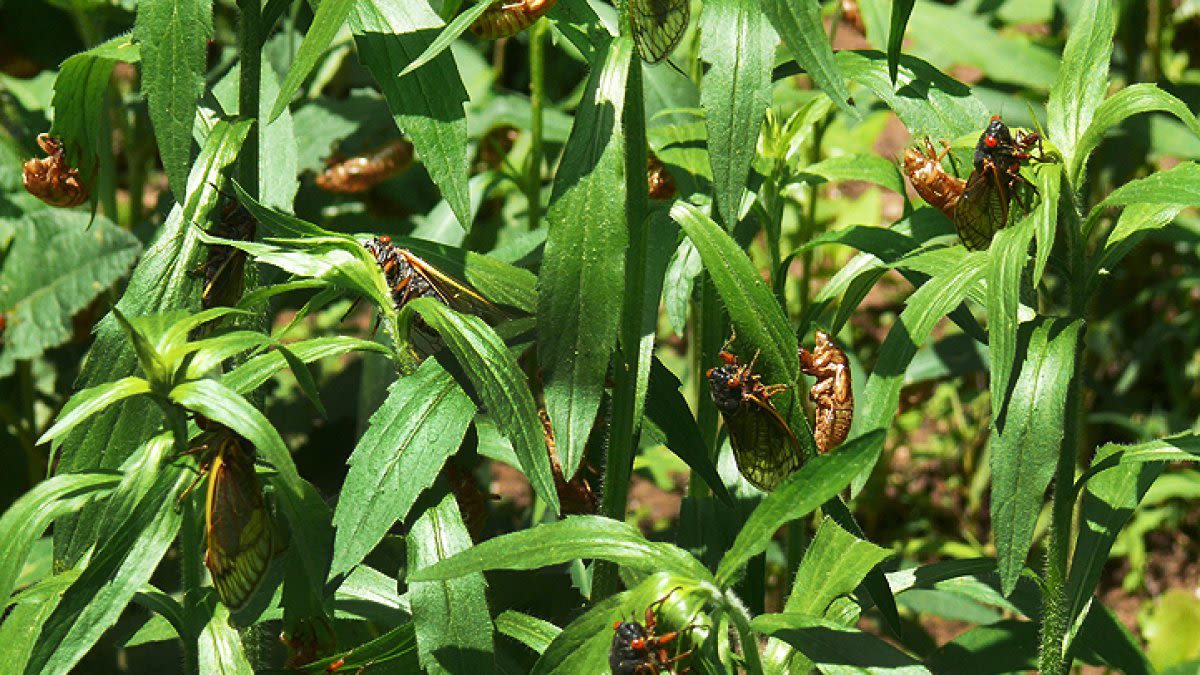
[162,404,201,674]
[526,19,546,231]
[593,36,649,602]
[237,0,261,198]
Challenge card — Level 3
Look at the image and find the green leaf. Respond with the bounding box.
[991,318,1083,594]
[222,336,392,394]
[211,64,299,208]
[51,119,248,566]
[753,613,929,673]
[1075,84,1200,187]
[1045,0,1114,183]
[408,515,713,584]
[799,154,906,196]
[496,610,561,656]
[886,0,915,84]
[644,358,734,505]
[671,201,817,457]
[38,377,152,446]
[135,0,213,199]
[298,624,419,673]
[538,37,631,478]
[1090,161,1200,212]
[760,0,855,117]
[923,619,1037,673]
[406,299,559,513]
[0,201,140,379]
[700,0,776,229]
[26,464,187,675]
[0,472,120,605]
[762,518,892,673]
[715,431,884,586]
[198,601,253,674]
[398,0,495,78]
[1031,164,1062,288]
[349,0,472,227]
[837,50,988,140]
[408,490,495,673]
[331,358,474,576]
[1088,203,1184,295]
[853,251,987,492]
[986,211,1037,425]
[269,0,357,123]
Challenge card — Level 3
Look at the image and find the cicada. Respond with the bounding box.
[647,151,676,201]
[443,461,492,542]
[540,405,598,515]
[707,338,801,491]
[630,0,690,64]
[799,330,853,454]
[902,137,965,221]
[197,200,257,310]
[363,236,505,354]
[470,0,559,40]
[22,133,88,208]
[186,424,274,610]
[610,590,696,675]
[954,115,1042,251]
[315,139,414,194]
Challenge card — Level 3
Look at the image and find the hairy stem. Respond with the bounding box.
[237,0,261,197]
[526,18,546,231]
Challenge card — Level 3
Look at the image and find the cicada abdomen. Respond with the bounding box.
[315,139,414,194]
[799,330,853,454]
[23,134,89,208]
[902,137,965,221]
[470,0,559,40]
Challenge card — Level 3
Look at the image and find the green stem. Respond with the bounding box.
[237,0,262,198]
[689,278,723,498]
[593,41,649,602]
[526,19,546,231]
[161,404,200,674]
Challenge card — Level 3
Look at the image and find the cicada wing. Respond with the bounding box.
[205,433,273,610]
[630,0,690,63]
[722,397,803,492]
[397,250,507,323]
[953,167,1010,251]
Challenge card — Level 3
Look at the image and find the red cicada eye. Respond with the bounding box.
[705,368,714,378]
[630,637,645,650]
[613,621,622,630]
[719,352,737,365]
[379,235,392,244]
[991,114,1001,122]
[985,135,998,148]
[728,377,741,388]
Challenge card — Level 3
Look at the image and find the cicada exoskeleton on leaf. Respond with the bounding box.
[799,330,853,454]
[902,137,966,221]
[470,0,559,40]
[610,589,696,675]
[22,133,89,208]
[185,423,274,610]
[954,115,1043,250]
[315,139,414,194]
[197,201,257,311]
[630,0,690,64]
[706,338,801,492]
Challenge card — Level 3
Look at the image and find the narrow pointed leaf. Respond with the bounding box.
[761,0,854,117]
[1045,0,1114,183]
[886,0,915,84]
[269,0,357,123]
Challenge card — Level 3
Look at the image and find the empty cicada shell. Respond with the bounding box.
[902,137,965,221]
[647,151,676,201]
[23,134,88,208]
[315,139,414,194]
[470,0,559,40]
[799,330,853,454]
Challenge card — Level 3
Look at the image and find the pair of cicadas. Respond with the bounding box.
[316,139,414,194]
[903,115,1043,250]
[706,331,853,491]
[22,134,89,208]
[610,590,697,675]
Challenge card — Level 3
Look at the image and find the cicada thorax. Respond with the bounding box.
[954,115,1044,250]
[198,201,257,311]
[22,133,89,208]
[706,343,801,491]
[902,137,966,220]
[799,330,853,454]
[470,0,559,40]
[315,139,414,194]
[630,0,690,64]
[187,422,274,610]
[609,589,696,675]
[647,151,676,201]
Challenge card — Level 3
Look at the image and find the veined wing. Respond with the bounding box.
[205,432,273,610]
[630,0,689,64]
[722,396,802,492]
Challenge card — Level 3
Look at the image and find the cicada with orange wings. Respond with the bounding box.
[316,139,414,194]
[954,115,1043,250]
[22,134,88,208]
[707,339,801,491]
[902,137,966,221]
[470,0,559,40]
[185,424,274,610]
[630,0,690,64]
[799,330,853,454]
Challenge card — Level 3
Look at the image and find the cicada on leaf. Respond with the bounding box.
[706,339,801,491]
[186,424,274,610]
[630,0,689,64]
[647,151,676,201]
[610,589,696,675]
[197,201,257,310]
[954,115,1042,251]
[902,137,965,221]
[799,330,853,454]
[22,133,88,208]
[470,0,559,40]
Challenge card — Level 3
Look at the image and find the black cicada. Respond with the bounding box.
[610,590,695,675]
[706,338,802,492]
[954,115,1042,251]
[197,201,257,310]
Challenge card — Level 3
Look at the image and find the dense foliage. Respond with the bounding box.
[1,0,1199,673]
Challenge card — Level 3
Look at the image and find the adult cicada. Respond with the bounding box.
[196,200,257,310]
[902,137,966,221]
[185,422,274,610]
[22,133,88,208]
[707,338,801,491]
[630,0,690,64]
[610,590,696,675]
[315,139,414,194]
[470,0,559,40]
[954,115,1042,250]
[799,330,853,454]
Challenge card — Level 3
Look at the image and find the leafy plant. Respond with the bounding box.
[1,0,1198,673]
